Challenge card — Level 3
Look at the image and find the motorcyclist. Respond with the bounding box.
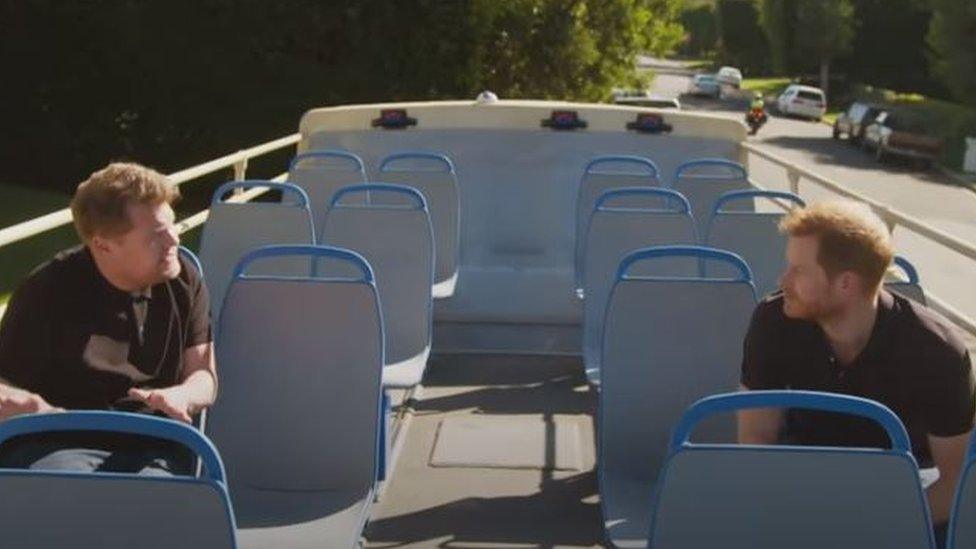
[750,93,765,111]
[746,92,767,134]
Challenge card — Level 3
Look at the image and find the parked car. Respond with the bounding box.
[716,66,743,89]
[833,102,884,143]
[776,84,827,121]
[862,111,943,168]
[688,74,721,98]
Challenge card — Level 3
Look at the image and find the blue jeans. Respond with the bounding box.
[0,432,194,476]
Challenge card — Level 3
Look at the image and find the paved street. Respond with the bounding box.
[643,58,976,322]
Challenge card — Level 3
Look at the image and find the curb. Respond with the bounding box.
[938,165,976,191]
[817,115,976,190]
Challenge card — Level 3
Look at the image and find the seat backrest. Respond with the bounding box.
[650,391,935,549]
[581,188,698,385]
[600,246,757,491]
[320,184,434,369]
[198,181,315,320]
[178,245,204,278]
[574,155,661,291]
[672,158,754,235]
[288,150,367,229]
[705,190,805,297]
[207,246,383,498]
[949,432,976,549]
[378,151,460,298]
[886,255,927,305]
[0,411,236,549]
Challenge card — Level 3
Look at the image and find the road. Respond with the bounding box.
[642,58,976,324]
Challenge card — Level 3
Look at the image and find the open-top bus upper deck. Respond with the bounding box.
[1,99,976,548]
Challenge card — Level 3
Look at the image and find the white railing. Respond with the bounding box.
[2,131,974,340]
[0,133,300,249]
[741,142,976,338]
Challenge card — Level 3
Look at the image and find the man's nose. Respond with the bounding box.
[165,225,180,247]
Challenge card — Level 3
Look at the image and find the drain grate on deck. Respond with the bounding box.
[429,415,585,471]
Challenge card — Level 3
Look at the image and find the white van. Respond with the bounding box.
[716,66,743,89]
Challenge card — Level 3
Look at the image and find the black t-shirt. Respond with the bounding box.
[741,290,975,466]
[0,246,211,413]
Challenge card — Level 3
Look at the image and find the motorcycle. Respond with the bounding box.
[745,107,767,135]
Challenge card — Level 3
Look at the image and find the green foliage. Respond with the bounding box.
[0,0,684,194]
[927,0,976,107]
[466,0,684,100]
[680,3,719,56]
[716,0,771,74]
[834,0,944,99]
[757,0,790,74]
[757,0,854,74]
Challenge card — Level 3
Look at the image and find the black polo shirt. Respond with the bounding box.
[0,246,211,413]
[741,291,975,467]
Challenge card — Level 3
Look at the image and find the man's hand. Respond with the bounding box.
[127,386,194,424]
[0,386,62,421]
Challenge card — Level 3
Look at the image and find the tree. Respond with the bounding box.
[927,0,976,107]
[0,0,685,192]
[680,3,718,57]
[758,0,855,97]
[834,0,946,100]
[718,0,772,75]
[757,0,791,74]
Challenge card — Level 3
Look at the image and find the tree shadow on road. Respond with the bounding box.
[756,135,963,188]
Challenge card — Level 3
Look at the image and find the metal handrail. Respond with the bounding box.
[741,142,976,337]
[0,133,300,249]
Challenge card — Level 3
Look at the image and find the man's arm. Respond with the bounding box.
[128,264,216,423]
[0,376,61,421]
[737,384,785,444]
[0,270,62,421]
[926,431,970,525]
[128,342,216,423]
[738,302,787,444]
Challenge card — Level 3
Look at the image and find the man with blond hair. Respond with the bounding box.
[0,162,216,475]
[738,200,974,543]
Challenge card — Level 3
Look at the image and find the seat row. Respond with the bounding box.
[5,389,976,548]
[594,249,943,549]
[288,149,460,298]
[200,179,434,390]
[0,243,387,548]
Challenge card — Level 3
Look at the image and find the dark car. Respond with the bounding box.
[862,111,943,169]
[833,102,883,143]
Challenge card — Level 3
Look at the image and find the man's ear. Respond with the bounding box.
[836,271,861,296]
[89,234,112,254]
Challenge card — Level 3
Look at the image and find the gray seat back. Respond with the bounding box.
[198,181,315,320]
[599,246,757,546]
[288,150,367,229]
[320,184,434,374]
[672,158,754,235]
[574,155,661,292]
[207,245,383,499]
[650,391,935,549]
[0,411,236,549]
[705,190,805,297]
[581,188,698,386]
[886,255,927,305]
[949,433,976,549]
[378,152,461,298]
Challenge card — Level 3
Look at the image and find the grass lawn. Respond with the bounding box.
[741,77,792,98]
[0,184,77,306]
